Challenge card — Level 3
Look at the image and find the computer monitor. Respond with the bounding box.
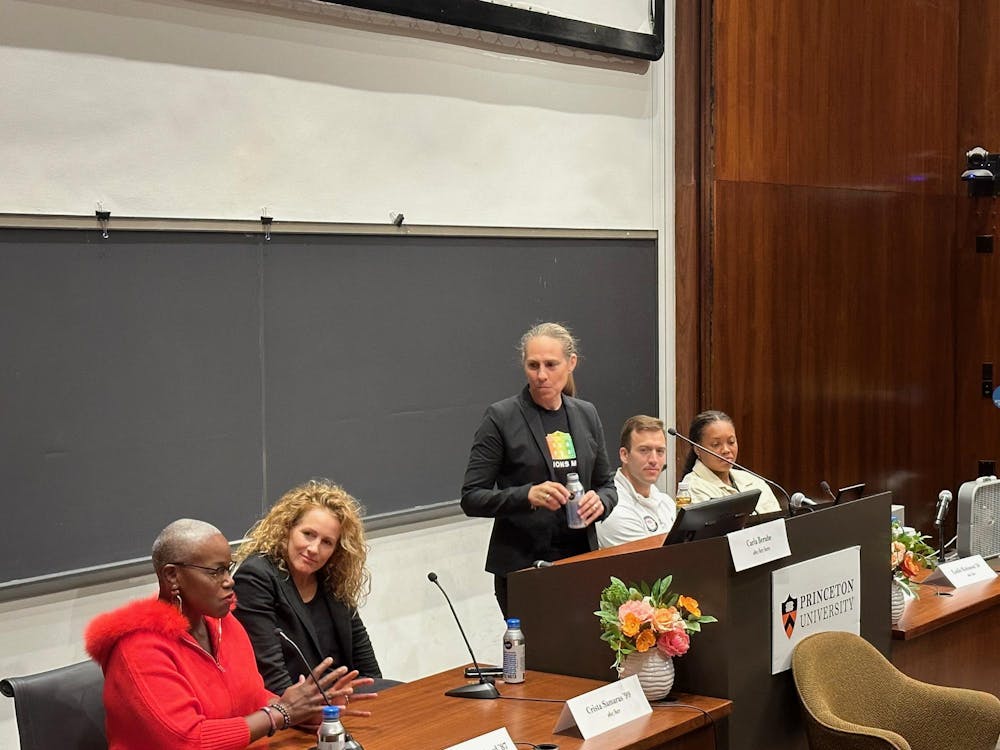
[663,489,762,545]
[834,483,866,505]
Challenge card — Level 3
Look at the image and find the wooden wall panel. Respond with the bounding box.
[955,0,1000,483]
[674,0,963,534]
[675,0,705,461]
[708,182,955,531]
[713,0,958,194]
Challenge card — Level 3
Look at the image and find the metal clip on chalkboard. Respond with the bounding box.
[95,207,111,239]
[260,214,273,241]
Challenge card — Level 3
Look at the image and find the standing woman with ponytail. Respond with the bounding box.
[461,322,617,616]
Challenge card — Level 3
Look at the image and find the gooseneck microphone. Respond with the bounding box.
[819,480,837,502]
[275,628,331,705]
[275,628,365,750]
[666,427,793,513]
[427,572,500,699]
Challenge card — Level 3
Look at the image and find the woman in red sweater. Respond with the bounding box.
[85,518,367,750]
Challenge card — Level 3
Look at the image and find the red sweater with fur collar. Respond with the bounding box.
[85,596,276,750]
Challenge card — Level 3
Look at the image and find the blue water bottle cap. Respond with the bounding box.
[506,617,520,628]
[323,705,340,719]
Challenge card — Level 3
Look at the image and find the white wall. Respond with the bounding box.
[1,0,658,228]
[0,0,674,746]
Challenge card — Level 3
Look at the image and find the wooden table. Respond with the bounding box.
[891,560,1000,696]
[251,667,732,750]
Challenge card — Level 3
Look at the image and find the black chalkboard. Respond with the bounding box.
[0,229,657,586]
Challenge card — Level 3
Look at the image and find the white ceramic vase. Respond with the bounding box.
[618,650,675,701]
[891,578,906,625]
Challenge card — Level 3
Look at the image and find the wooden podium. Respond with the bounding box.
[508,492,893,750]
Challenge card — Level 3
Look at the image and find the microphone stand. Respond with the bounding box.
[934,491,952,564]
[666,427,793,514]
[275,629,365,750]
[427,572,500,699]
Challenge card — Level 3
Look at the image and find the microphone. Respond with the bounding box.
[426,572,500,699]
[666,427,792,513]
[789,492,819,511]
[275,628,331,705]
[819,480,837,502]
[275,628,365,750]
[934,490,952,528]
[934,489,952,564]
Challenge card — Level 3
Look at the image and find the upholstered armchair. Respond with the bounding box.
[792,631,1000,750]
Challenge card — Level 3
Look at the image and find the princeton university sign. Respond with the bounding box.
[770,547,861,673]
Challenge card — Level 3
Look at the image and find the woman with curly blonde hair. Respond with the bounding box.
[233,479,386,696]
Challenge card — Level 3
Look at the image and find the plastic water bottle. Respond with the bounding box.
[503,617,526,683]
[675,480,692,507]
[317,705,345,750]
[565,472,586,529]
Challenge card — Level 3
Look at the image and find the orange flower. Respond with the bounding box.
[890,541,906,568]
[678,595,701,618]
[621,612,642,638]
[900,552,922,579]
[635,628,656,652]
[652,606,680,632]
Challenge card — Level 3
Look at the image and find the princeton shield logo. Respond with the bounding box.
[781,595,798,638]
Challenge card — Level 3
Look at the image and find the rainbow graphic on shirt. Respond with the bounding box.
[546,431,577,461]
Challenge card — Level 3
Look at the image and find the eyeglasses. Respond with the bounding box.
[169,561,237,580]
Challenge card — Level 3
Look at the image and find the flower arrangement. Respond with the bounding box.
[594,575,716,670]
[891,521,938,595]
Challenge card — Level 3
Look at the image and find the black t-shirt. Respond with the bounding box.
[534,400,588,560]
[535,402,579,486]
[303,592,341,668]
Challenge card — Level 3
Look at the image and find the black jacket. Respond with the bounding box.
[460,386,617,576]
[232,553,381,693]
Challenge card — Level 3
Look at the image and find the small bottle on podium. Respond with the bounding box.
[675,480,692,507]
[503,617,526,683]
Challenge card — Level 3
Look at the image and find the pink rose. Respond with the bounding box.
[656,627,690,657]
[618,598,654,625]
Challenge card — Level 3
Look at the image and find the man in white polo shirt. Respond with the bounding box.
[597,415,677,548]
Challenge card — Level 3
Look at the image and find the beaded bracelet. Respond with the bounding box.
[269,702,292,730]
[259,706,277,737]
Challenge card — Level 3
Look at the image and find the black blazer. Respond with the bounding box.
[460,386,617,576]
[232,554,381,694]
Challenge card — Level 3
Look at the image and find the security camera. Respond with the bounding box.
[962,146,1000,196]
[967,146,990,168]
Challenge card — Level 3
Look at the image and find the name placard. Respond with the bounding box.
[443,727,517,750]
[728,519,792,572]
[553,674,651,739]
[924,555,997,588]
